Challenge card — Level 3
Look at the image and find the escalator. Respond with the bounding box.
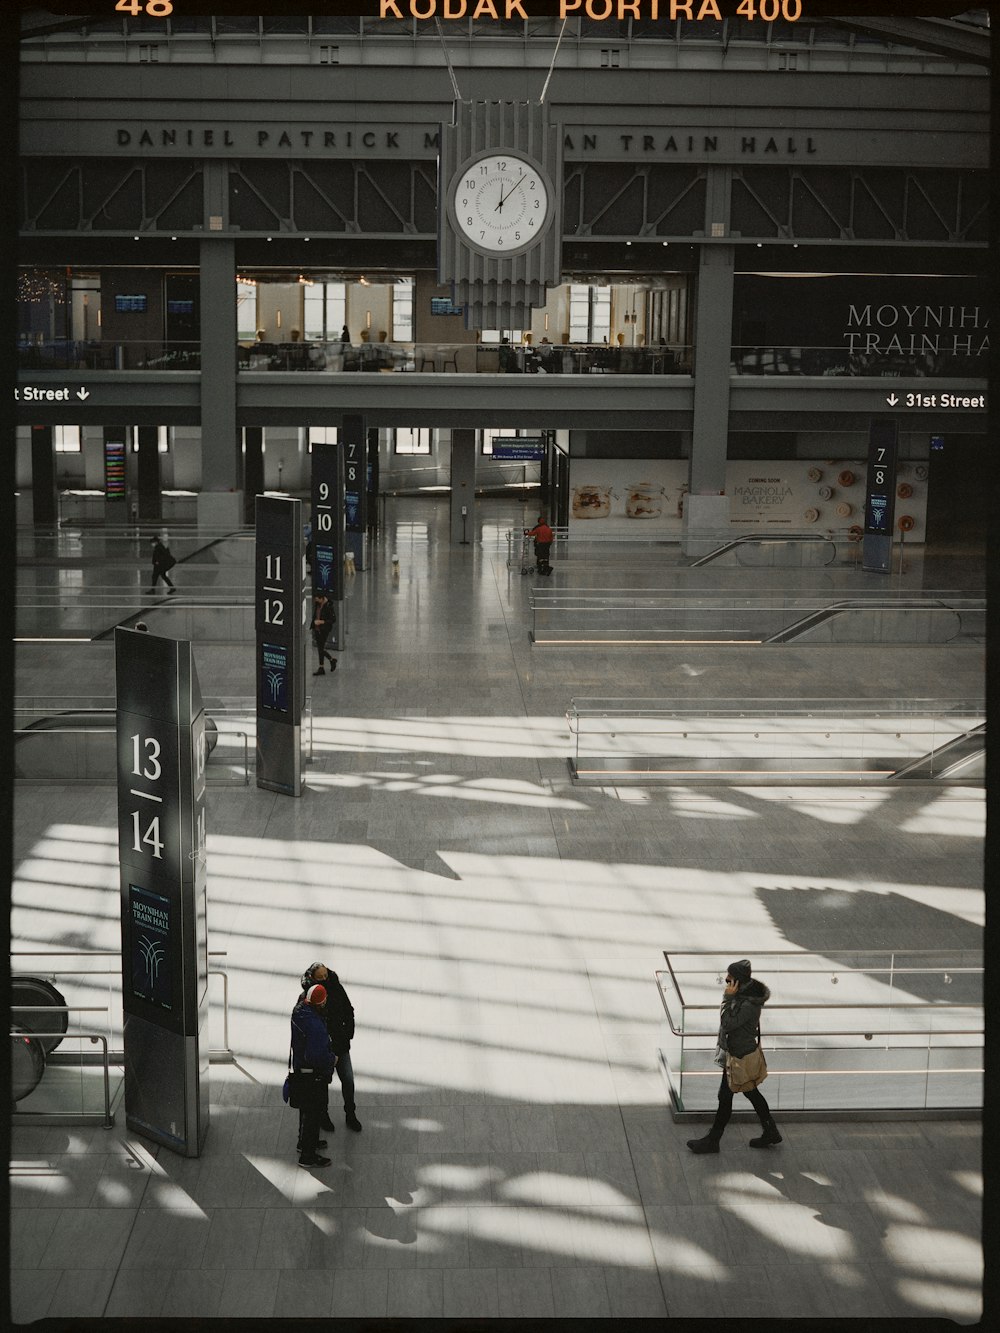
[691,533,837,568]
[889,723,985,782]
[11,977,68,1103]
[763,598,961,645]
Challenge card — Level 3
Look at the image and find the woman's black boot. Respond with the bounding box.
[749,1116,782,1148]
[686,1132,721,1154]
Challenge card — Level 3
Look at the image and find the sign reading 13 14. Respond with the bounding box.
[118,713,180,877]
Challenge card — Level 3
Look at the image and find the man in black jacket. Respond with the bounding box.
[300,960,361,1131]
[148,537,177,595]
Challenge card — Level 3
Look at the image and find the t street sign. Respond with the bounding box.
[15,385,91,401]
[884,390,986,410]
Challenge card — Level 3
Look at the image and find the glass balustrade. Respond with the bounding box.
[657,950,983,1116]
[12,695,313,784]
[567,696,985,784]
[11,950,233,1125]
[17,338,988,378]
[531,587,985,645]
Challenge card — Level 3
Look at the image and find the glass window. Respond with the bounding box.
[130,426,169,454]
[304,282,346,340]
[308,426,338,453]
[569,285,610,343]
[54,426,81,453]
[392,279,414,341]
[569,285,590,342]
[479,329,522,344]
[394,428,431,455]
[236,281,257,341]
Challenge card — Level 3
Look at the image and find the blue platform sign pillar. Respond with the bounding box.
[862,419,898,574]
[311,441,346,652]
[116,627,209,1158]
[255,494,306,796]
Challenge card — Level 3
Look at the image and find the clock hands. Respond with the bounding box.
[495,171,525,213]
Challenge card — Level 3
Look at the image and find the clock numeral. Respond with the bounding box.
[515,232,520,241]
[534,199,540,209]
[529,181,535,190]
[467,216,473,224]
[480,231,485,239]
[529,219,534,227]
[497,159,507,170]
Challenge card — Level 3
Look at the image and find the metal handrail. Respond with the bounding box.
[13,719,252,786]
[657,950,983,1010]
[10,1030,114,1128]
[11,951,233,1059]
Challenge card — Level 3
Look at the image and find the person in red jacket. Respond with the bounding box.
[525,516,554,576]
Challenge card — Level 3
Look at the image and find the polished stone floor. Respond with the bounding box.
[10,499,984,1321]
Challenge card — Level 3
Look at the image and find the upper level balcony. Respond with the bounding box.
[15,338,988,381]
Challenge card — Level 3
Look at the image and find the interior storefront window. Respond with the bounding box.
[394,427,430,455]
[54,426,81,454]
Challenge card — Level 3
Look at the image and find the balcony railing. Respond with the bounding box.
[657,950,983,1117]
[19,338,988,379]
[18,339,201,370]
[733,344,988,378]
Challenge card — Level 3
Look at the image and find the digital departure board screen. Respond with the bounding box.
[104,439,126,499]
[129,884,173,1012]
[115,294,148,313]
[260,641,289,714]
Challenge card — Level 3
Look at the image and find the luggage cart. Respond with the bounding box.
[518,531,535,575]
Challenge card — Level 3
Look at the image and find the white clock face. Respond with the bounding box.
[452,153,550,255]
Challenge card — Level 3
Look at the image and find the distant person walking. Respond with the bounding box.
[290,983,336,1167]
[148,537,177,595]
[687,959,782,1154]
[525,516,554,576]
[300,960,362,1131]
[311,591,337,675]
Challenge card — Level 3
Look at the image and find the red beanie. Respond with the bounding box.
[305,984,327,1006]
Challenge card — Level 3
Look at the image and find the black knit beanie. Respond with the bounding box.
[728,959,752,983]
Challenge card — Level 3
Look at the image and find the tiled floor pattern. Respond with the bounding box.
[11,500,984,1320]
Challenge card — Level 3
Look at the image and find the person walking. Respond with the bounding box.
[300,960,362,1131]
[148,536,177,595]
[311,590,337,675]
[524,516,554,576]
[687,959,782,1153]
[290,983,336,1167]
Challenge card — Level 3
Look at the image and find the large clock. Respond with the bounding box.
[438,101,563,330]
[451,152,551,256]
